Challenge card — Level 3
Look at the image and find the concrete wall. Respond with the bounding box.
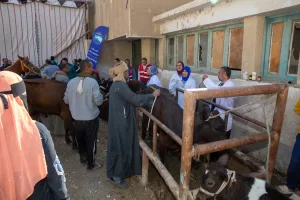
[130,0,193,38]
[155,0,300,34]
[95,0,130,40]
[157,69,300,173]
[97,40,132,77]
[94,0,192,39]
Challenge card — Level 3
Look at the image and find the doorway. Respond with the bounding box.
[132,40,142,74]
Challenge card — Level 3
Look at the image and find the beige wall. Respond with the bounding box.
[141,39,155,64]
[94,0,192,40]
[95,0,130,40]
[130,0,193,38]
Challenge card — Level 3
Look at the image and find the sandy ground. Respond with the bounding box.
[50,118,287,200]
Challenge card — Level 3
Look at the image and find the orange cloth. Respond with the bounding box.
[0,71,47,200]
[295,98,300,133]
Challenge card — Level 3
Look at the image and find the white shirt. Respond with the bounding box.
[176,78,197,109]
[147,75,161,87]
[203,78,235,131]
[168,72,182,96]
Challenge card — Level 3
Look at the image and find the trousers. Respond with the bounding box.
[73,118,99,169]
[287,134,300,190]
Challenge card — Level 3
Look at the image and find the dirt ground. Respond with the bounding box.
[52,119,286,200]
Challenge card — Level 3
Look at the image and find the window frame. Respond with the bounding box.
[262,13,300,81]
[165,23,243,77]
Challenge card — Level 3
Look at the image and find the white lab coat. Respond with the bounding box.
[203,78,235,131]
[168,72,182,96]
[175,78,197,110]
[147,75,161,87]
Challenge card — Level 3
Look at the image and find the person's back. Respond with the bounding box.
[43,65,60,79]
[28,122,69,200]
[67,64,77,80]
[64,77,101,120]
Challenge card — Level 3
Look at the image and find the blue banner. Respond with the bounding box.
[87,26,109,69]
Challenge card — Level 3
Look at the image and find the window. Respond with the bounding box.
[268,22,284,74]
[211,30,225,69]
[263,13,300,81]
[167,38,175,67]
[228,27,244,70]
[288,21,300,75]
[166,24,243,75]
[177,36,184,62]
[186,34,195,66]
[199,32,209,68]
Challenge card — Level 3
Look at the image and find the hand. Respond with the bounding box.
[202,74,208,81]
[152,89,160,97]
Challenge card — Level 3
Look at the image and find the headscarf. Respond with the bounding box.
[182,66,191,84]
[109,61,128,82]
[0,71,47,200]
[149,65,158,77]
[176,61,184,76]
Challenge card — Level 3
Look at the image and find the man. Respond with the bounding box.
[52,63,70,83]
[42,59,60,79]
[202,66,235,139]
[64,60,103,171]
[0,58,9,71]
[138,57,151,88]
[107,61,160,187]
[50,56,58,66]
[114,58,120,66]
[0,71,69,200]
[60,58,76,80]
[125,59,137,80]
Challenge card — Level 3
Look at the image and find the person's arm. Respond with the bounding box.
[168,73,179,96]
[202,77,219,88]
[137,66,141,81]
[295,99,300,116]
[185,78,197,89]
[35,122,70,200]
[63,83,69,104]
[92,79,103,106]
[41,68,48,79]
[118,82,154,107]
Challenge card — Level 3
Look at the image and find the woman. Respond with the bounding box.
[176,66,196,109]
[147,65,161,87]
[169,61,184,96]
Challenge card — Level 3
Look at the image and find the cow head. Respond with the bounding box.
[194,101,226,144]
[197,163,230,200]
[127,80,142,93]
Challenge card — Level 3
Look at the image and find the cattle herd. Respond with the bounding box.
[4,57,295,200]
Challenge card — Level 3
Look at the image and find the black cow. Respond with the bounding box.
[140,85,227,165]
[197,163,290,200]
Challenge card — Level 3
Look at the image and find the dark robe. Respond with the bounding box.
[107,81,153,179]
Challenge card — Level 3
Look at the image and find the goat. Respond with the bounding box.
[196,163,291,200]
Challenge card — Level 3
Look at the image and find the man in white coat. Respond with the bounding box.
[202,66,235,139]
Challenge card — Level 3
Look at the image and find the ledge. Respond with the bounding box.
[152,0,225,23]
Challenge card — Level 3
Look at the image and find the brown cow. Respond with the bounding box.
[5,56,75,148]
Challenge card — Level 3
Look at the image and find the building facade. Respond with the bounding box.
[93,0,300,173]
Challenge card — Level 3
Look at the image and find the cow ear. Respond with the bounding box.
[219,168,228,181]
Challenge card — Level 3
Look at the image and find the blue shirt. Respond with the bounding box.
[42,65,60,79]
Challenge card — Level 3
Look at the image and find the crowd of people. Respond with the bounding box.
[1,55,300,199]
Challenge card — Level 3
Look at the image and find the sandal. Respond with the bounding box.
[110,178,129,188]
